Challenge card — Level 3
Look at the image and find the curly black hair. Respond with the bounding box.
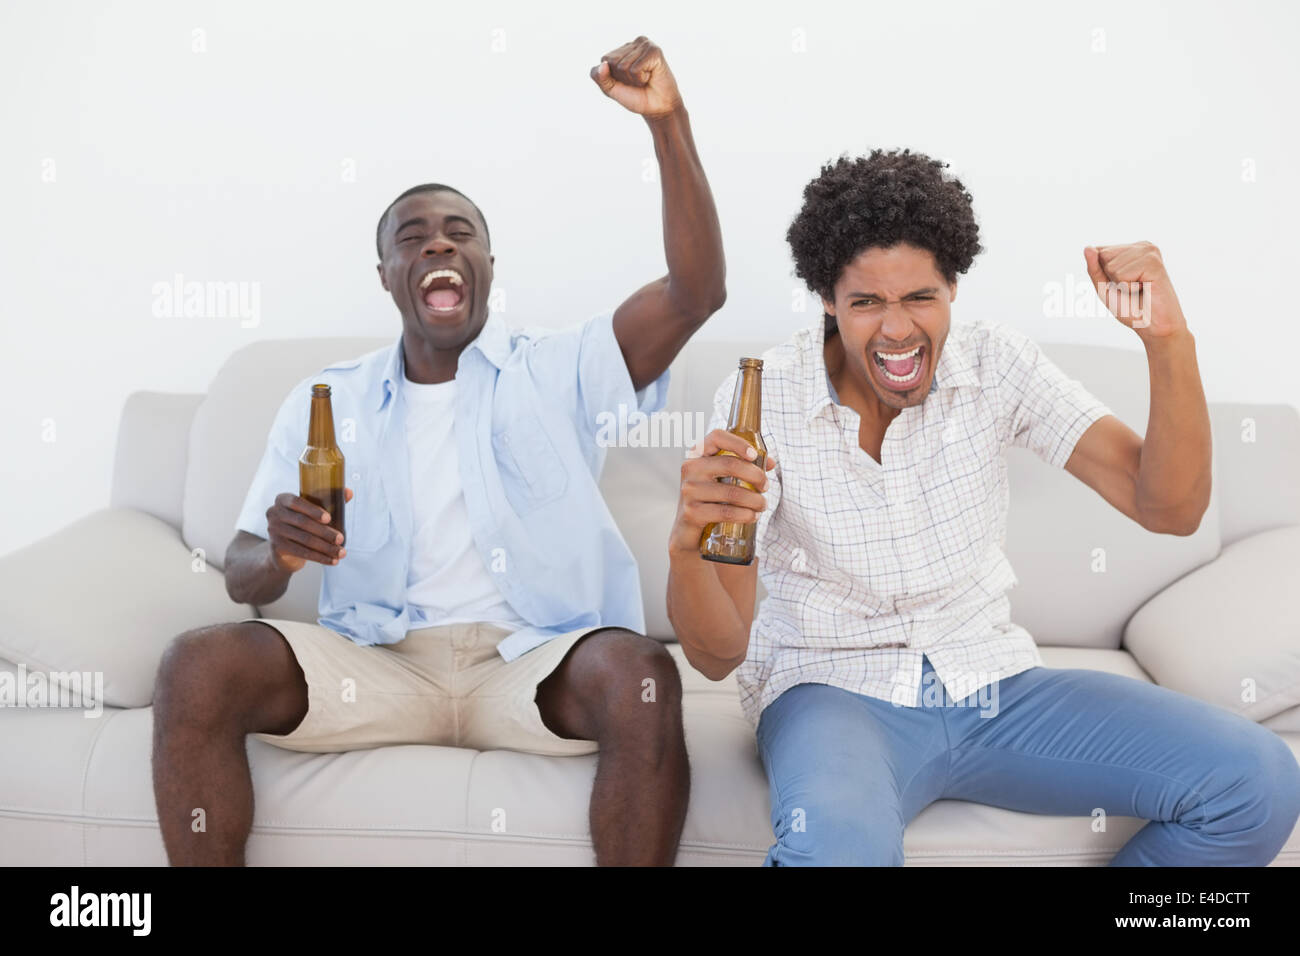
[786,149,982,303]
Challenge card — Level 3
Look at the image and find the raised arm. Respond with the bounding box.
[589,37,726,390]
[1065,242,1212,535]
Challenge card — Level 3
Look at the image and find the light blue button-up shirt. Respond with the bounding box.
[235,309,669,661]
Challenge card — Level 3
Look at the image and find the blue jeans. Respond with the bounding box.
[756,655,1300,865]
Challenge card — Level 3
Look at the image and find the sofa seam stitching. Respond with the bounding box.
[76,708,124,866]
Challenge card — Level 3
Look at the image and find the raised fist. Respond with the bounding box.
[590,36,682,119]
[1084,241,1188,340]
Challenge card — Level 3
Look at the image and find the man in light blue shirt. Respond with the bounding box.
[230,304,666,661]
[151,37,723,867]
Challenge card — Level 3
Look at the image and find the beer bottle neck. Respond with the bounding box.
[308,395,337,447]
[729,367,761,431]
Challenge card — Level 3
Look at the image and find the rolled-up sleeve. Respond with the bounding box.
[234,380,309,540]
[993,323,1113,468]
[580,309,670,421]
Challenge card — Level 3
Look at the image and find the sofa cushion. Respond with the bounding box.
[109,391,205,532]
[1035,644,1153,682]
[0,706,127,865]
[0,508,254,709]
[10,643,1262,866]
[1264,706,1300,733]
[1124,524,1300,722]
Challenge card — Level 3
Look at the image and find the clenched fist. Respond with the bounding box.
[590,36,682,119]
[1084,241,1188,341]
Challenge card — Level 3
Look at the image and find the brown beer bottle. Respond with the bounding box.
[300,384,346,542]
[700,358,765,565]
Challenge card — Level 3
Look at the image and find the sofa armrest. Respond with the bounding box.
[0,508,254,709]
[1123,525,1300,722]
[110,391,205,531]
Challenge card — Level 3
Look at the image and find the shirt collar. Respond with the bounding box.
[804,316,979,423]
[376,311,512,411]
[931,323,979,389]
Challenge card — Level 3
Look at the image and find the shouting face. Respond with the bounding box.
[375,189,494,352]
[822,242,956,412]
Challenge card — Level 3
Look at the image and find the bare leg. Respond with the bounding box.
[151,621,308,866]
[536,628,690,865]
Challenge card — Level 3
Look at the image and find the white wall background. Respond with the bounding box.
[2,0,1296,556]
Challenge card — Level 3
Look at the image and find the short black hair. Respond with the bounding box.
[786,148,982,301]
[375,183,491,258]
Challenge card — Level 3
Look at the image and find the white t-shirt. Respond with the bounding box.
[402,373,526,631]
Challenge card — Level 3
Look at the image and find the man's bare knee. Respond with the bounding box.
[153,621,306,735]
[540,628,683,742]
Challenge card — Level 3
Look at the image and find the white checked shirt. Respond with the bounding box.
[709,317,1114,727]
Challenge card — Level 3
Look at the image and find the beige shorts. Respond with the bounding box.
[245,618,602,757]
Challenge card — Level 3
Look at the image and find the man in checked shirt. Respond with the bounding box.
[666,149,1300,866]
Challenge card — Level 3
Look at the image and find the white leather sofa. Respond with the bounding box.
[2,329,1298,865]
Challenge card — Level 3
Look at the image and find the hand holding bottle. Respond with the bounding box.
[670,430,772,559]
[266,487,354,572]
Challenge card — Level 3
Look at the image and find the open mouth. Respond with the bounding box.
[870,343,927,391]
[417,268,467,314]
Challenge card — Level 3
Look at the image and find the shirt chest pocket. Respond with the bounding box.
[341,465,391,553]
[493,413,569,512]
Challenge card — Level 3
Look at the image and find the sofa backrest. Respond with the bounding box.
[1000,342,1221,649]
[1207,402,1300,546]
[164,327,1298,650]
